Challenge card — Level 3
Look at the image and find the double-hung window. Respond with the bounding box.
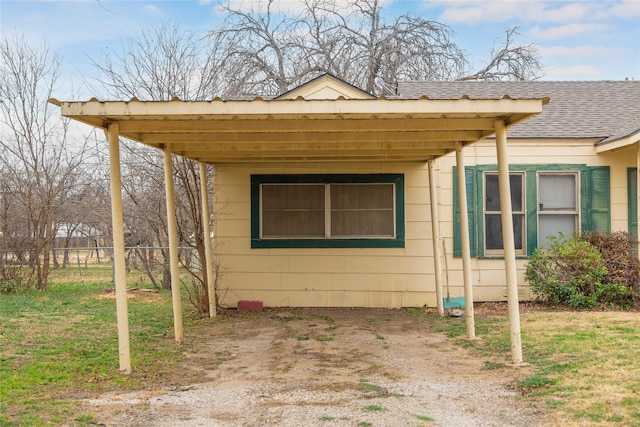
[483,172,526,255]
[252,174,404,248]
[537,172,579,248]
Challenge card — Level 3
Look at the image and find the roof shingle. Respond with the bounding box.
[396,81,640,143]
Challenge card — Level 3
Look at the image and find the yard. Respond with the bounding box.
[1,267,639,426]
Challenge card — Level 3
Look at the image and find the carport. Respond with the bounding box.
[51,76,547,373]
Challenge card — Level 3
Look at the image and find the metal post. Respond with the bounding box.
[495,120,523,364]
[163,147,184,344]
[199,161,217,318]
[428,160,445,317]
[455,143,475,338]
[107,122,131,374]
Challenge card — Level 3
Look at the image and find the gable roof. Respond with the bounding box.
[275,73,375,100]
[396,81,640,148]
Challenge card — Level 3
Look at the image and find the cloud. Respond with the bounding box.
[539,45,624,57]
[544,64,601,79]
[528,23,611,40]
[143,4,163,16]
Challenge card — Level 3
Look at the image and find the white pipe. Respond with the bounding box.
[163,147,184,344]
[428,160,445,317]
[106,122,131,374]
[495,120,523,364]
[199,161,217,318]
[455,142,475,338]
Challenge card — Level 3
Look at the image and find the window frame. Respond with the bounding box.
[482,171,527,256]
[251,174,405,248]
[536,171,580,248]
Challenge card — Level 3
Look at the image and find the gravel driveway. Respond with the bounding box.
[84,308,544,426]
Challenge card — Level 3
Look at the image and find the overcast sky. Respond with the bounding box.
[2,0,639,99]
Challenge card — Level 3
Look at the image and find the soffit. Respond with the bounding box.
[53,97,546,164]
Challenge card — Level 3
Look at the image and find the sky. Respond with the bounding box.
[1,0,639,100]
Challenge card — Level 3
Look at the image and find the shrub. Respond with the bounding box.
[581,230,640,309]
[526,232,640,309]
[0,265,34,294]
[525,234,608,308]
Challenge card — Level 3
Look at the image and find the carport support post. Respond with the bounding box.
[495,120,523,364]
[199,161,217,318]
[455,143,475,337]
[106,122,131,374]
[163,147,184,344]
[428,160,445,317]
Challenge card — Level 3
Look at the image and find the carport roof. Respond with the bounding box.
[51,77,548,164]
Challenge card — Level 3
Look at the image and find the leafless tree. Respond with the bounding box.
[210,0,541,96]
[0,35,92,290]
[87,23,218,313]
[88,21,225,100]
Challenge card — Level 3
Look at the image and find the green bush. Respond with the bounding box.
[525,232,639,309]
[525,234,608,308]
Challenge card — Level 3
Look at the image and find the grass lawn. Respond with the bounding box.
[1,267,639,426]
[422,306,640,426]
[0,267,203,426]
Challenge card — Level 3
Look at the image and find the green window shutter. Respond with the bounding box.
[453,166,477,257]
[584,166,610,232]
[629,168,638,239]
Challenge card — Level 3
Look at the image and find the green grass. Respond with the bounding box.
[0,268,196,426]
[417,308,640,426]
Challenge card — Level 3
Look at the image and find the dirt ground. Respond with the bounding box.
[83,308,545,426]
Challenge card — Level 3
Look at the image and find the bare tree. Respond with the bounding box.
[457,27,541,81]
[0,35,92,290]
[88,21,225,100]
[211,0,541,96]
[87,23,219,314]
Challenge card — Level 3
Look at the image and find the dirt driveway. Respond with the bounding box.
[84,308,544,426]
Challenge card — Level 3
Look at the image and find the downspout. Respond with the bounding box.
[199,161,217,318]
[637,142,640,259]
[495,120,523,365]
[455,142,476,338]
[163,147,184,344]
[428,159,445,317]
[106,122,131,374]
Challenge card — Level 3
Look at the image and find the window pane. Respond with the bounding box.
[485,213,524,250]
[485,173,523,211]
[538,215,576,248]
[539,174,576,211]
[331,183,394,237]
[331,184,394,209]
[261,184,325,238]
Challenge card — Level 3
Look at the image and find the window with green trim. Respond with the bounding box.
[251,174,404,248]
[629,168,638,239]
[454,164,610,258]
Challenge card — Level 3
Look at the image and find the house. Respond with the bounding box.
[53,75,639,372]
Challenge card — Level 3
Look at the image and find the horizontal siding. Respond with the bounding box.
[213,140,636,308]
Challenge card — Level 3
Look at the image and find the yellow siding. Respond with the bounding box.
[213,139,635,308]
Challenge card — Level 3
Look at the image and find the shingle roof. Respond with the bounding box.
[396,81,640,144]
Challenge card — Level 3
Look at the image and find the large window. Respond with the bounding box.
[252,174,404,248]
[454,165,609,258]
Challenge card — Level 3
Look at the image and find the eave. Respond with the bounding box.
[52,97,547,164]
